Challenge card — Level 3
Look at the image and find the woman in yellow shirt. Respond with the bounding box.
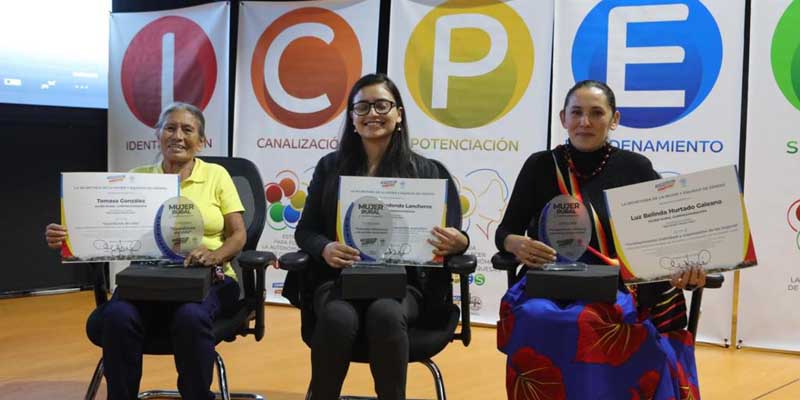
[46,102,246,400]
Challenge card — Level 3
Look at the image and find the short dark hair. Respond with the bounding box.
[562,80,617,114]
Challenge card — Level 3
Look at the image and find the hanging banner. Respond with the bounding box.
[551,0,746,344]
[739,0,800,352]
[389,0,554,324]
[234,0,380,303]
[108,2,230,172]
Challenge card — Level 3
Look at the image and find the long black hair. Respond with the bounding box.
[336,73,419,178]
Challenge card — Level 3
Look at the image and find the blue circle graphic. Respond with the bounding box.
[283,206,301,226]
[572,0,722,128]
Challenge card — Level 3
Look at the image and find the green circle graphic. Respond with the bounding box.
[772,1,800,110]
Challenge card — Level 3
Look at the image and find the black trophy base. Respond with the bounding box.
[116,264,211,302]
[340,265,407,300]
[526,264,619,303]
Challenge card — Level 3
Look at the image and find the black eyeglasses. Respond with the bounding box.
[352,100,396,116]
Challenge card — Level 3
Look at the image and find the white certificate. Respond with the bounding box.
[60,173,180,262]
[337,176,447,267]
[605,166,757,282]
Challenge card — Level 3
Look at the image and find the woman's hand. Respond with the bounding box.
[186,212,246,268]
[504,234,557,268]
[322,242,361,268]
[184,246,223,267]
[45,223,67,249]
[670,266,706,290]
[429,226,468,256]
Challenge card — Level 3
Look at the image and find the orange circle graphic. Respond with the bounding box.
[251,7,362,129]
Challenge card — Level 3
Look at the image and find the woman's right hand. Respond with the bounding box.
[504,234,557,268]
[322,242,361,268]
[45,223,67,249]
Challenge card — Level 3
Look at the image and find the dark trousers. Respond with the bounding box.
[86,276,240,400]
[310,281,420,400]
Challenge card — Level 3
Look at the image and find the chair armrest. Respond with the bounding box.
[278,251,310,272]
[491,252,520,271]
[703,273,724,289]
[444,254,477,275]
[235,250,275,342]
[444,254,476,347]
[237,250,276,270]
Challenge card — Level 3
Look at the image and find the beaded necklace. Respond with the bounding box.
[562,142,612,180]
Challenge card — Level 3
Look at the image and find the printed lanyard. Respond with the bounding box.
[552,153,619,268]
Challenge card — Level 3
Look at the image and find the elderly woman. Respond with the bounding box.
[496,81,706,400]
[45,102,245,400]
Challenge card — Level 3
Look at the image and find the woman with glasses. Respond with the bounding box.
[281,73,469,400]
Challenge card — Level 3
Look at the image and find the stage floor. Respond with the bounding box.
[1,291,798,399]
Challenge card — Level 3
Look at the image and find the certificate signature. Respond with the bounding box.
[384,243,411,257]
[93,239,142,257]
[659,249,711,271]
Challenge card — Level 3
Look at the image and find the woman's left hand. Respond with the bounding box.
[670,265,706,290]
[429,226,468,256]
[184,246,223,267]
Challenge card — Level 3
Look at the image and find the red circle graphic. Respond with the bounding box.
[121,16,217,127]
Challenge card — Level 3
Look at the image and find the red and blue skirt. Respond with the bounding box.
[498,277,700,400]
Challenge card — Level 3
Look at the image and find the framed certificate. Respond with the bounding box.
[605,166,758,282]
[337,176,447,266]
[60,172,193,262]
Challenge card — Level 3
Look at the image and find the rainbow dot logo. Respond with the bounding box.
[265,170,307,230]
[772,1,800,111]
[404,0,534,129]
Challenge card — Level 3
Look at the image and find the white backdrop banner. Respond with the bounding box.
[108,3,230,172]
[388,0,554,324]
[739,0,800,352]
[550,0,746,344]
[234,0,380,303]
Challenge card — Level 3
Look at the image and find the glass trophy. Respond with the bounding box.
[154,196,204,263]
[342,195,393,267]
[537,194,592,271]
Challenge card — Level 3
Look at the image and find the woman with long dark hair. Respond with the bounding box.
[283,73,469,400]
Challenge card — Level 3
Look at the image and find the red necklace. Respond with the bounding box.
[562,142,612,180]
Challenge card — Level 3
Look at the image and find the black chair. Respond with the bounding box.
[490,251,724,340]
[84,156,275,400]
[278,251,476,400]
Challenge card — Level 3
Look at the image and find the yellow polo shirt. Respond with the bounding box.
[132,158,244,280]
